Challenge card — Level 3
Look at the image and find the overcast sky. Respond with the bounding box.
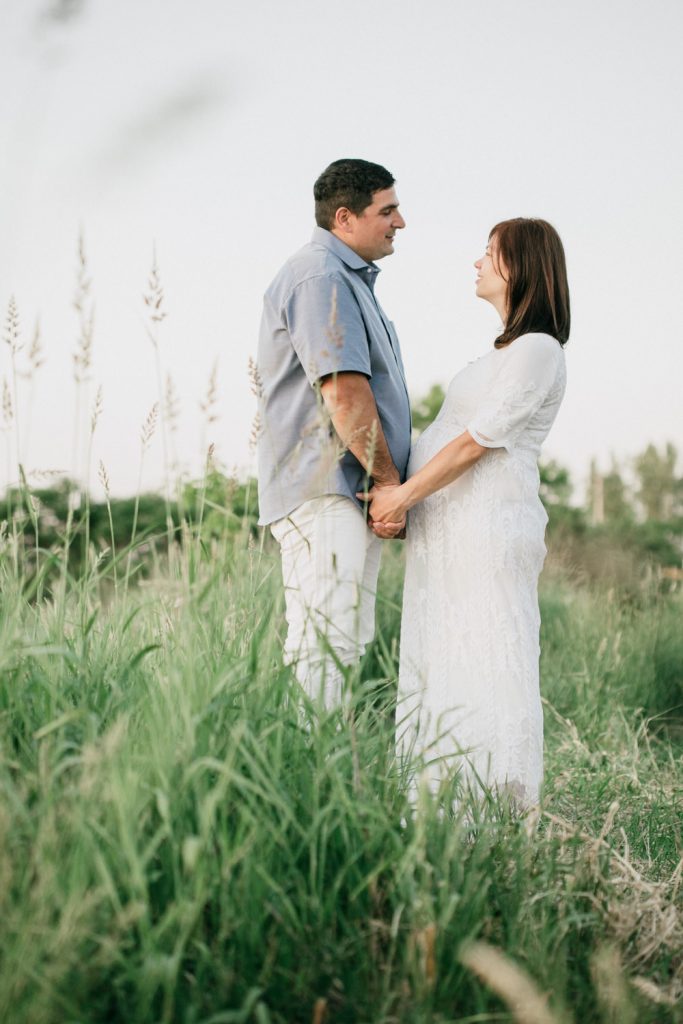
[1,0,682,499]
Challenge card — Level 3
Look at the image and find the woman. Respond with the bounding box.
[365,218,569,807]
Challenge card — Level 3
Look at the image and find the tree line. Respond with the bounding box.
[2,383,681,586]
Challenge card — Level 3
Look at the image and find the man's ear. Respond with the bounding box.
[334,206,354,234]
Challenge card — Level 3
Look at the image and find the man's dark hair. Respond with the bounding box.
[313,159,395,230]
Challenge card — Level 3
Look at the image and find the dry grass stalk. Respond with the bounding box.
[16,318,45,465]
[248,357,264,453]
[3,298,23,480]
[543,808,683,992]
[2,379,12,427]
[98,460,110,497]
[459,941,565,1024]
[414,922,437,987]
[143,245,167,334]
[631,974,681,1007]
[200,359,219,423]
[247,356,263,398]
[248,411,261,453]
[141,402,159,451]
[164,373,180,435]
[141,249,174,542]
[590,945,637,1024]
[27,468,67,480]
[72,233,94,384]
[3,296,21,355]
[25,319,44,377]
[364,419,378,477]
[90,385,103,435]
[311,997,327,1024]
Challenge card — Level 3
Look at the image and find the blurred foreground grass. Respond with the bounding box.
[0,525,681,1024]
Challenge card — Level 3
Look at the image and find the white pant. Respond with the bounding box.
[270,495,382,708]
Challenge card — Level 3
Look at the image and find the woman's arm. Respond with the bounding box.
[361,430,487,524]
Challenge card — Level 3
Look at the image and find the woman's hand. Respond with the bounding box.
[357,483,410,535]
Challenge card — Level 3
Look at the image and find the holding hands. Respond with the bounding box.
[357,482,410,540]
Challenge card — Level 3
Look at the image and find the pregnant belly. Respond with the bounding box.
[408,419,465,475]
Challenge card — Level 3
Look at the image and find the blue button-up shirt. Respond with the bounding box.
[256,227,412,525]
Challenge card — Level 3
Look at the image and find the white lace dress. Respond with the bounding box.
[398,332,567,806]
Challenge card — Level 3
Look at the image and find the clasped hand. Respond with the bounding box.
[357,483,409,540]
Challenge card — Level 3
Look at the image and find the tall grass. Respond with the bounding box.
[1,252,681,1022]
[0,520,681,1024]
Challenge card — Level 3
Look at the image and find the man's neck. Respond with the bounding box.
[329,228,369,263]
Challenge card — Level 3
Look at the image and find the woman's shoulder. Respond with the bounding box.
[513,331,563,348]
[505,332,565,362]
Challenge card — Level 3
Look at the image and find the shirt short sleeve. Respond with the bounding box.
[467,334,562,453]
[284,274,371,385]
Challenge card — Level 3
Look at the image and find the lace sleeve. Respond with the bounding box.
[467,333,562,452]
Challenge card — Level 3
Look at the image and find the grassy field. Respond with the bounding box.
[0,521,681,1024]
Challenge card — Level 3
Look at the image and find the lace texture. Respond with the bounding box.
[398,333,567,807]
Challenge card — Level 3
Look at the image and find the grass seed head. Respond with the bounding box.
[164,373,181,433]
[459,941,566,1024]
[28,318,44,370]
[590,945,637,1024]
[249,411,262,452]
[3,295,21,355]
[200,358,219,422]
[143,245,167,326]
[90,384,103,435]
[141,402,159,450]
[98,459,110,496]
[2,377,13,426]
[247,355,264,398]
[73,232,94,383]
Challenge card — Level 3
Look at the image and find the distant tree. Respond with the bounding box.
[182,471,258,539]
[540,460,586,534]
[539,460,572,507]
[634,442,681,521]
[603,459,634,524]
[586,459,605,525]
[411,384,445,434]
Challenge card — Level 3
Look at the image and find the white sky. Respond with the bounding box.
[1,0,682,499]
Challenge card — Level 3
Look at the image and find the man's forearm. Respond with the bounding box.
[319,372,400,485]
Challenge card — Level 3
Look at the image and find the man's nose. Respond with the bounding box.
[394,212,406,229]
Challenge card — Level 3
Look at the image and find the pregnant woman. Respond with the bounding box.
[364,218,570,807]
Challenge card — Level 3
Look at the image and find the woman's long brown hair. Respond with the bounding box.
[491,218,570,348]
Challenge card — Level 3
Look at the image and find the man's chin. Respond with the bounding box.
[378,242,395,259]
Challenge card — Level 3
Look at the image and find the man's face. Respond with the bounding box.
[340,186,406,262]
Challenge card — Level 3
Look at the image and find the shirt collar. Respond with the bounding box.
[311,227,381,277]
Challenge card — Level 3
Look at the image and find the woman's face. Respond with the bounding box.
[474,234,508,314]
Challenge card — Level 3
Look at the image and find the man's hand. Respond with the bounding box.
[371,521,407,540]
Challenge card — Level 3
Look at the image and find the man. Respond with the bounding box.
[256,158,411,708]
